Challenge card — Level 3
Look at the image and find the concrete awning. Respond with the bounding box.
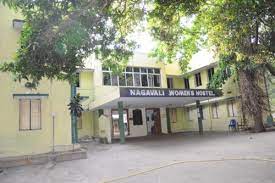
[92,87,220,109]
[13,93,49,99]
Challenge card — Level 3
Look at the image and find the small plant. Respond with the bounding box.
[68,93,83,118]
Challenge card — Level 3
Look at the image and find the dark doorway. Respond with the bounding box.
[146,108,162,135]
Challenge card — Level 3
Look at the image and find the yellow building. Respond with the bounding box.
[0,5,73,158]
[1,4,273,159]
[76,51,246,141]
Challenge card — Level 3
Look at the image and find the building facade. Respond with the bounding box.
[1,5,274,158]
[0,5,73,158]
[77,53,245,141]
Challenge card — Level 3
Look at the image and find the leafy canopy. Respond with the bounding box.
[147,0,275,86]
[1,0,275,89]
[0,0,144,86]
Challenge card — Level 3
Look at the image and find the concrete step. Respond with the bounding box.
[0,148,87,168]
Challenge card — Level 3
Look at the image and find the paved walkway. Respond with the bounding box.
[1,132,275,183]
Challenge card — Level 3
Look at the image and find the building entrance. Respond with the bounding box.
[146,108,162,135]
[111,109,129,138]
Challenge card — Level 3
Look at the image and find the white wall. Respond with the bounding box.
[102,107,169,138]
[160,107,168,134]
[128,108,148,137]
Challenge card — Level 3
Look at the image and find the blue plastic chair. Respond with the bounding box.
[228,119,238,131]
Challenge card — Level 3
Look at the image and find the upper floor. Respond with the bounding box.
[76,53,239,110]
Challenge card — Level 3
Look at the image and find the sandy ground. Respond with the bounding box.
[1,131,275,183]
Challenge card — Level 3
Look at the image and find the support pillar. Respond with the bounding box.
[196,100,203,135]
[166,108,172,133]
[118,101,125,144]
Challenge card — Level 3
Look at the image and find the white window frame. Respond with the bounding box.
[102,66,161,88]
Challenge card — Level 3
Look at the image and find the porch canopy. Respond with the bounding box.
[93,87,220,109]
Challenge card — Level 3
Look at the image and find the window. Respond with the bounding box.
[119,75,126,86]
[77,116,82,129]
[133,73,141,86]
[153,75,161,87]
[111,74,119,86]
[133,109,143,125]
[102,66,161,87]
[169,108,177,123]
[103,72,111,85]
[126,73,133,86]
[184,78,190,89]
[195,73,202,87]
[19,99,41,130]
[208,68,215,81]
[227,100,238,117]
[167,78,174,89]
[76,73,80,87]
[141,74,148,86]
[148,74,154,87]
[211,103,219,119]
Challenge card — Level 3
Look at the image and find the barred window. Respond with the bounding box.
[184,78,190,89]
[211,103,219,119]
[195,73,202,87]
[227,100,238,117]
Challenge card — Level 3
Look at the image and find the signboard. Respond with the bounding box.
[120,88,219,98]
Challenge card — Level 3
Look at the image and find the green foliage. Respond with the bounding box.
[0,0,145,87]
[68,93,83,118]
[147,0,275,76]
[147,1,205,72]
[208,54,234,90]
[145,0,275,131]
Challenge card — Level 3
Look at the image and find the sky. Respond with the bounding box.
[133,31,215,71]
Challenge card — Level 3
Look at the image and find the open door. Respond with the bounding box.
[146,108,162,135]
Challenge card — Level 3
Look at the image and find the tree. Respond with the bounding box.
[0,0,144,87]
[2,0,275,132]
[147,0,275,132]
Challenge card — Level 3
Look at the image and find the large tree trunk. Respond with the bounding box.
[253,112,265,132]
[238,68,266,132]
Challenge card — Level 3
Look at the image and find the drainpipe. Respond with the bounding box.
[71,84,77,144]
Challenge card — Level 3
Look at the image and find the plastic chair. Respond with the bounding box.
[228,119,238,131]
